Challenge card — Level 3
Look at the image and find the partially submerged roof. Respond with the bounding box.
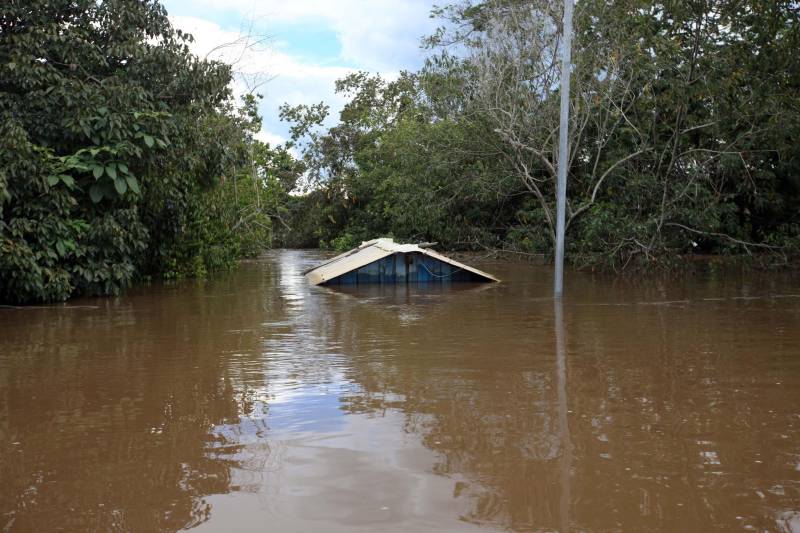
[304,238,499,286]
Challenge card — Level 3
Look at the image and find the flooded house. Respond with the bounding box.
[304,238,499,286]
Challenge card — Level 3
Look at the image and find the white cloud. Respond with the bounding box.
[254,130,287,147]
[170,15,360,145]
[179,0,436,71]
[167,1,436,148]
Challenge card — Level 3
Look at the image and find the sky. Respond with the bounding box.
[160,0,439,147]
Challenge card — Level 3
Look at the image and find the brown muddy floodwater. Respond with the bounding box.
[1,250,799,532]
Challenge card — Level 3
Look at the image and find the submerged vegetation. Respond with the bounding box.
[1,0,799,303]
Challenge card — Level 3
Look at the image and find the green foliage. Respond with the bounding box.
[280,72,515,250]
[0,0,303,303]
[3,0,797,303]
[282,0,800,267]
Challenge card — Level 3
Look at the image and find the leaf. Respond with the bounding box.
[89,185,103,203]
[106,164,117,180]
[55,241,66,257]
[114,177,127,195]
[143,135,155,148]
[60,175,75,187]
[118,163,129,174]
[126,176,140,194]
[99,180,115,198]
[47,175,59,186]
[92,165,104,179]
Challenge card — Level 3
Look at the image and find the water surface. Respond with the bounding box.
[1,251,799,532]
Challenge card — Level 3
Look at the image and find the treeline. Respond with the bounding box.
[2,1,798,304]
[0,0,301,304]
[279,0,800,268]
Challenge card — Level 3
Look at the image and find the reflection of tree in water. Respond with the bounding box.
[0,263,280,531]
[309,275,800,532]
[563,296,800,532]
[314,283,567,531]
[3,253,799,532]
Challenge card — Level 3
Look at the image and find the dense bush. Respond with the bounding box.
[0,0,293,303]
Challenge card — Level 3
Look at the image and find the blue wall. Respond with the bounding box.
[322,252,489,285]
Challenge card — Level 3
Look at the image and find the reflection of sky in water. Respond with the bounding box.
[209,382,354,452]
[204,251,800,532]
[210,251,358,449]
[4,250,800,532]
[267,383,351,434]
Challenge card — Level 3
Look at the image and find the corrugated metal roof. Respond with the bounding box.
[304,238,499,285]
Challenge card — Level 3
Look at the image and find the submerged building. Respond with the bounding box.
[304,238,499,286]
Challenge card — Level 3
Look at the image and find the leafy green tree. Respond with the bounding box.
[0,0,287,303]
[282,0,798,267]
[280,72,517,250]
